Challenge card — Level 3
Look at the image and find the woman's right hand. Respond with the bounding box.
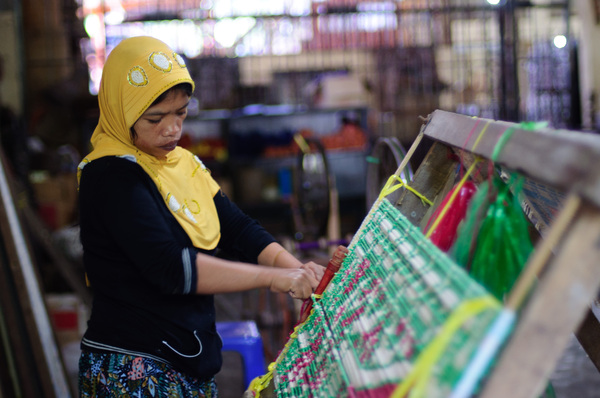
[269,268,319,299]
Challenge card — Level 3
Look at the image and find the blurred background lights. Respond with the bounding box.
[553,34,567,49]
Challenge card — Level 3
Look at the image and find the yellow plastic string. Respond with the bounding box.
[424,159,481,239]
[249,321,306,396]
[391,295,501,398]
[249,361,277,397]
[469,120,492,153]
[378,174,433,206]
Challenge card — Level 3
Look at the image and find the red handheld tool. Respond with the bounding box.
[298,245,349,324]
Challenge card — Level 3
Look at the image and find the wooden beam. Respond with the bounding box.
[394,141,459,227]
[424,110,600,208]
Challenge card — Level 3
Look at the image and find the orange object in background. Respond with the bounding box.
[321,119,368,150]
[263,120,368,158]
[262,129,314,158]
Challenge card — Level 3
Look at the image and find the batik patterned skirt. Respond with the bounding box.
[79,350,218,397]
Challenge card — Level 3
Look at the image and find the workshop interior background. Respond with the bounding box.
[1,0,600,397]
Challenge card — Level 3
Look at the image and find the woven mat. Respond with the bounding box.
[272,198,501,398]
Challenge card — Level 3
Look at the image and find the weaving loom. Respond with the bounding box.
[268,198,502,397]
[249,153,519,397]
[248,116,524,398]
[249,109,600,398]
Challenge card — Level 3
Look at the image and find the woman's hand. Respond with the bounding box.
[300,261,325,282]
[269,268,320,299]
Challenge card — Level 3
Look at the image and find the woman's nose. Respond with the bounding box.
[163,117,182,136]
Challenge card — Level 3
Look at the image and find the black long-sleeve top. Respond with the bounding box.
[78,156,275,380]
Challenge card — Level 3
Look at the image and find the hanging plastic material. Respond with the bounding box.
[451,174,534,301]
[425,180,478,252]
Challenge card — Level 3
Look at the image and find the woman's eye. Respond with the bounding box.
[148,119,161,124]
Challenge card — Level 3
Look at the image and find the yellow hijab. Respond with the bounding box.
[78,36,221,250]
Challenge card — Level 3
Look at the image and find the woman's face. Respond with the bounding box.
[132,89,190,159]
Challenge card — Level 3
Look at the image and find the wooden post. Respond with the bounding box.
[395,141,459,227]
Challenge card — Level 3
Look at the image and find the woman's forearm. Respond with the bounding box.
[257,242,303,268]
[194,251,317,297]
[257,242,326,283]
[195,252,272,293]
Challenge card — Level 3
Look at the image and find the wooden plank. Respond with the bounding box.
[423,110,600,208]
[394,141,459,226]
[454,148,492,186]
[479,198,600,398]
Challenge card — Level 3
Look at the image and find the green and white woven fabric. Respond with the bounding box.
[272,198,502,398]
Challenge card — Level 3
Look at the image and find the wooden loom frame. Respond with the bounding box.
[392,109,600,398]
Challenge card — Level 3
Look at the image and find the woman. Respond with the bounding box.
[77,36,323,397]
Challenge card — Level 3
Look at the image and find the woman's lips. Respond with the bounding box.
[161,141,178,151]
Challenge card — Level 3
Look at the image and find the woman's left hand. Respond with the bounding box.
[299,261,325,288]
